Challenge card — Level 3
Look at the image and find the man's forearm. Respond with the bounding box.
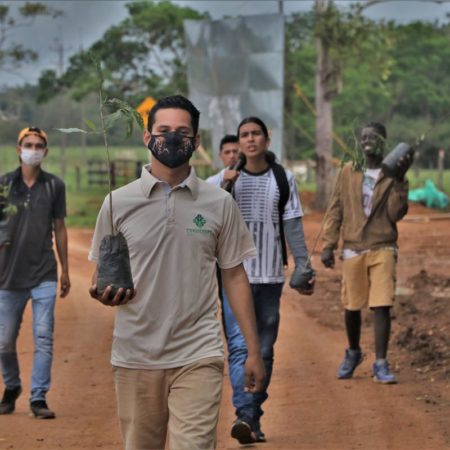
[55,220,69,275]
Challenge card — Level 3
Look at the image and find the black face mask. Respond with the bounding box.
[148,131,195,168]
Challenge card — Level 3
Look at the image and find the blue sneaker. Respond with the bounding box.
[337,348,363,379]
[373,360,397,384]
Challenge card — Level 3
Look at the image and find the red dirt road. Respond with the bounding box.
[0,208,448,450]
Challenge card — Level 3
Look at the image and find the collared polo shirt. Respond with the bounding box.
[0,167,66,289]
[89,165,256,370]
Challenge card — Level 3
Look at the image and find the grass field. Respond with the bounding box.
[1,146,449,227]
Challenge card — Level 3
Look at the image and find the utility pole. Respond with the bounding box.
[278,0,284,14]
[49,26,72,76]
[77,28,87,163]
[49,27,72,180]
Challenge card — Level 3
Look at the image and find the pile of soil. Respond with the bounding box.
[394,270,449,381]
[302,268,449,382]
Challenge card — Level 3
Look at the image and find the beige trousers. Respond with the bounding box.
[113,356,224,450]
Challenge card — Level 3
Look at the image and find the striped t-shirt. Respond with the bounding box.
[233,167,303,283]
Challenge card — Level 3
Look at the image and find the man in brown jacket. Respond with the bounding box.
[321,122,412,384]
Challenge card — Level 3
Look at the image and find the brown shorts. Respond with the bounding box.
[341,249,397,310]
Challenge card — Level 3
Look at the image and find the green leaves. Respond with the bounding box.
[0,5,9,22]
[37,0,207,104]
[19,2,49,17]
[64,54,145,138]
[106,98,144,137]
[84,119,97,132]
[0,184,18,218]
[2,203,18,217]
[55,99,143,138]
[0,2,57,72]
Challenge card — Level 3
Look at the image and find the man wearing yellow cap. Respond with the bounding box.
[0,127,70,419]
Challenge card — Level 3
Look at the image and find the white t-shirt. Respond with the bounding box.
[233,167,303,283]
[206,168,226,187]
[362,168,381,217]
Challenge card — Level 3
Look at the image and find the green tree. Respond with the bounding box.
[38,0,207,104]
[0,2,61,75]
[312,0,395,209]
[284,11,317,160]
[285,4,393,192]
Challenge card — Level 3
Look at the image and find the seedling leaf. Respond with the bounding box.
[55,127,88,134]
[84,118,97,131]
[105,110,124,130]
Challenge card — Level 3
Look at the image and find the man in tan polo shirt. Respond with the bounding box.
[88,94,265,450]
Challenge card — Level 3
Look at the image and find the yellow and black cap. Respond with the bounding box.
[17,127,48,146]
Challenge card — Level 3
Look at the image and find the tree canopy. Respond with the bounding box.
[37,0,207,104]
[284,6,450,172]
[0,2,61,76]
[0,0,446,171]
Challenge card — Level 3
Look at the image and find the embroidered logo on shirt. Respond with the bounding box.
[186,214,212,235]
[193,214,206,228]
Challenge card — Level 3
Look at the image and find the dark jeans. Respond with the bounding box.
[222,283,283,429]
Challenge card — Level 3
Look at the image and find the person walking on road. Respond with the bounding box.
[88,95,265,450]
[321,122,413,384]
[210,117,315,444]
[206,134,241,189]
[0,127,70,419]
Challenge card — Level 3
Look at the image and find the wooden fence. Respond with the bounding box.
[86,159,142,187]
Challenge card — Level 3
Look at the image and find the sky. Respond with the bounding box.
[1,0,449,88]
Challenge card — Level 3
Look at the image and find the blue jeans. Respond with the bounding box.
[222,283,283,429]
[0,281,57,402]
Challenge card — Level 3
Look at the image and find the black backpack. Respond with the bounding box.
[266,152,290,267]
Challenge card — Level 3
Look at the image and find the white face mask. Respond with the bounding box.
[20,149,46,167]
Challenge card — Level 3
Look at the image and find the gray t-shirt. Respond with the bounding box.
[0,167,66,289]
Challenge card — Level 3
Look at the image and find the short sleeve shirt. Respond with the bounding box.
[89,165,256,370]
[233,167,303,283]
[0,167,66,289]
[206,168,225,187]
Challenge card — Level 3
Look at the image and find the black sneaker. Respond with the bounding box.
[255,429,267,443]
[30,400,56,419]
[0,386,22,414]
[253,421,267,442]
[230,419,256,444]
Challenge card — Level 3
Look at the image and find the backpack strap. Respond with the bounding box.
[270,161,290,267]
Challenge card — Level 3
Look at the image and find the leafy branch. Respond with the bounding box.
[56,54,143,235]
[0,184,17,219]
